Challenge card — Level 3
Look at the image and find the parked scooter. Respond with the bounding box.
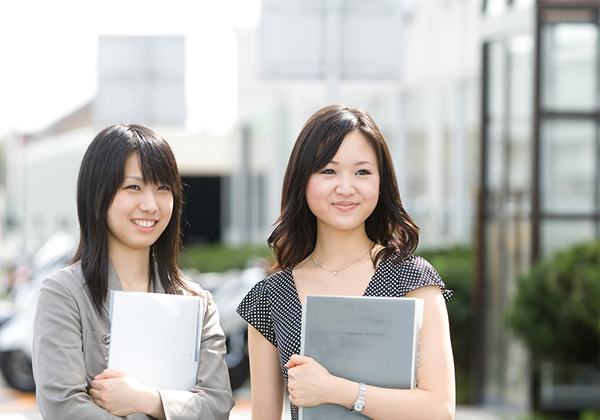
[0,232,75,392]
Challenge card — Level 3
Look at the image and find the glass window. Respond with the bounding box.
[508,35,534,195]
[541,120,597,214]
[486,42,507,196]
[513,0,534,10]
[541,219,598,258]
[484,0,508,17]
[542,23,598,112]
[403,92,428,211]
[485,36,534,213]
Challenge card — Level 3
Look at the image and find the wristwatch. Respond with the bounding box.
[351,382,367,413]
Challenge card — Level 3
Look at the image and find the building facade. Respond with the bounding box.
[476,0,600,411]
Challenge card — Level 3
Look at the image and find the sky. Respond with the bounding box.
[0,0,260,137]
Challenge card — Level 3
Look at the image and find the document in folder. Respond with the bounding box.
[108,290,204,390]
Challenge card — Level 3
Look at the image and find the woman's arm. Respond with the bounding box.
[286,285,455,420]
[89,369,166,419]
[33,276,123,420]
[248,324,286,420]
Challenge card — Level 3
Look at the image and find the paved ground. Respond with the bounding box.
[0,379,516,420]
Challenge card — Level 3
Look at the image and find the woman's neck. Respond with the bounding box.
[312,226,373,266]
[108,245,151,292]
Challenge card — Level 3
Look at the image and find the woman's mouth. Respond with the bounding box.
[332,202,357,212]
[131,219,157,228]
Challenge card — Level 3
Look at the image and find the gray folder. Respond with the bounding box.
[299,295,423,419]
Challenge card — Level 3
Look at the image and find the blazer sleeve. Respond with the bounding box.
[33,275,124,420]
[158,291,235,420]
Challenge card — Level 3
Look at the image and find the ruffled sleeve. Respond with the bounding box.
[237,279,277,346]
[373,254,453,302]
[406,255,453,302]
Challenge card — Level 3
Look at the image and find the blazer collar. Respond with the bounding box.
[103,258,166,314]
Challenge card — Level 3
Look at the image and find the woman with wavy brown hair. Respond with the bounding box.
[238,105,455,420]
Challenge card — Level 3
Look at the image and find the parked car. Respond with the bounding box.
[192,264,264,390]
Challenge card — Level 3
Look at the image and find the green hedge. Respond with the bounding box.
[517,409,600,420]
[180,243,273,273]
[418,246,474,404]
[505,241,600,365]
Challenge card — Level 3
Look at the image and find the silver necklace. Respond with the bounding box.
[310,248,371,275]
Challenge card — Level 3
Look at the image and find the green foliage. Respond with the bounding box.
[417,246,474,403]
[505,241,600,365]
[515,410,600,420]
[517,414,559,420]
[180,242,273,273]
[579,410,600,420]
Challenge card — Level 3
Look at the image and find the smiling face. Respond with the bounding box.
[106,153,174,256]
[305,131,380,235]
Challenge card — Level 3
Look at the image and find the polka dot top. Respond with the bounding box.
[236,253,452,420]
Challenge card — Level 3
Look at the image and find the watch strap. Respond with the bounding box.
[351,382,367,413]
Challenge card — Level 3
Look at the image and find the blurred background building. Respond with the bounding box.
[477,0,600,413]
[0,0,598,416]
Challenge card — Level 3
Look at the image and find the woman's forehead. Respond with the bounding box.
[123,152,171,186]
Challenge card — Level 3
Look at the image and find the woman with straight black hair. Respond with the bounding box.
[33,124,234,420]
[238,105,455,420]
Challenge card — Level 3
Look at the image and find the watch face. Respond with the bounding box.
[353,402,364,412]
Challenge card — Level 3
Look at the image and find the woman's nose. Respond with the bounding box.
[138,189,159,213]
[335,175,355,196]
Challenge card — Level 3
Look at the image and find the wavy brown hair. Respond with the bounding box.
[71,124,194,313]
[268,105,419,270]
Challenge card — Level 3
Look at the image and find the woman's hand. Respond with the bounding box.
[89,369,165,419]
[285,355,341,407]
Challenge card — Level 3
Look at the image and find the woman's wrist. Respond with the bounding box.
[140,387,166,420]
[327,376,360,409]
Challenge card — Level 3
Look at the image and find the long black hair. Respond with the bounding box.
[71,124,192,312]
[268,105,419,270]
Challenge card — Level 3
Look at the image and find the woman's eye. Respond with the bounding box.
[357,169,371,176]
[320,169,335,175]
[158,185,170,191]
[126,185,140,190]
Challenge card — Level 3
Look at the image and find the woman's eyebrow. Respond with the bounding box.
[328,160,376,166]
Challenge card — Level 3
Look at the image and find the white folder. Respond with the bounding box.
[107,290,204,391]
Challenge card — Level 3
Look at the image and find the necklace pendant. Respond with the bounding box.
[333,271,337,275]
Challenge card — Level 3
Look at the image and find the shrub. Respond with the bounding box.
[180,243,273,273]
[418,246,474,404]
[505,241,600,365]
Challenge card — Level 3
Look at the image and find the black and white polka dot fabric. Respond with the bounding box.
[236,253,452,420]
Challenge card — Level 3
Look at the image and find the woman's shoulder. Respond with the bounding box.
[238,267,294,307]
[37,262,93,307]
[41,261,85,289]
[180,278,212,300]
[263,267,293,284]
[377,253,443,285]
[377,253,452,301]
[382,253,438,273]
[243,267,291,291]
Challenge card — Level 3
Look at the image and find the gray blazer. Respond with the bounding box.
[33,261,234,420]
